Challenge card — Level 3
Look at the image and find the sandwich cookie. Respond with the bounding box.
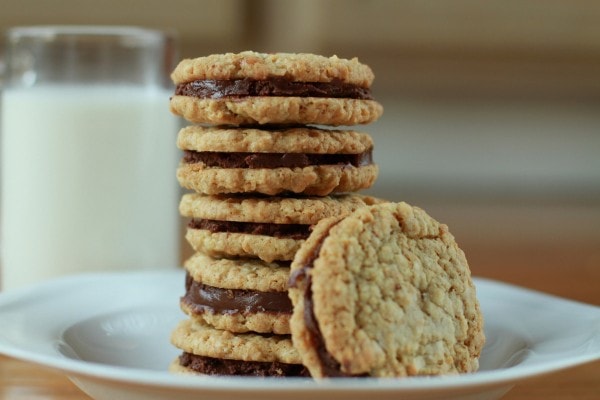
[176,125,378,196]
[170,319,309,377]
[170,51,383,126]
[180,192,383,262]
[288,202,485,378]
[182,253,292,334]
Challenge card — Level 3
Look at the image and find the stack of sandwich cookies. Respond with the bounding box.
[169,51,383,377]
[172,252,309,376]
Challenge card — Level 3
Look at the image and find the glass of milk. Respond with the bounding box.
[0,26,181,290]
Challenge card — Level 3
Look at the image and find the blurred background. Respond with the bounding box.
[1,0,598,302]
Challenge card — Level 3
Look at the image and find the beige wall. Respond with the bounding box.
[2,0,600,96]
[2,1,599,271]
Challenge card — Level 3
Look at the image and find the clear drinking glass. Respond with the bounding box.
[0,26,181,290]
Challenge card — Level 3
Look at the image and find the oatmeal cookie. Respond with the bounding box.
[288,202,485,378]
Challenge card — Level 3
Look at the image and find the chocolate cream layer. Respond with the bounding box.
[183,273,293,316]
[289,222,367,377]
[175,78,373,100]
[188,218,311,240]
[178,353,310,377]
[182,149,373,169]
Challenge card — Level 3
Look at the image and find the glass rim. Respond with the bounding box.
[6,25,170,42]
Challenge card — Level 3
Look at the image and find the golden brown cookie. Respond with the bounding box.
[180,192,383,262]
[171,51,376,86]
[176,125,378,196]
[170,51,383,126]
[170,319,309,377]
[288,202,485,378]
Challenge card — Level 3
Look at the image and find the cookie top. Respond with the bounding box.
[180,193,383,225]
[288,202,485,378]
[177,125,373,154]
[184,252,289,292]
[171,51,375,87]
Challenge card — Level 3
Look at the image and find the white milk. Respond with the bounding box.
[0,86,180,290]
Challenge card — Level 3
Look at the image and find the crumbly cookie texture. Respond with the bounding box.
[288,202,485,378]
[169,96,383,126]
[179,193,383,225]
[184,252,289,292]
[177,163,379,196]
[177,125,373,154]
[171,51,375,87]
[185,229,302,262]
[171,319,301,364]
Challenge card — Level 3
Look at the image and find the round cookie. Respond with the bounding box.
[180,193,383,262]
[169,51,383,126]
[182,253,292,334]
[170,319,309,377]
[171,51,376,86]
[288,202,485,378]
[176,125,378,196]
[185,229,300,264]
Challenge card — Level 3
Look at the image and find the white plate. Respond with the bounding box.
[0,269,598,400]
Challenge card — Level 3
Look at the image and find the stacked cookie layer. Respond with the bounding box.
[168,51,383,377]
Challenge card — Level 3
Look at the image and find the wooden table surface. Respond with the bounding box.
[0,241,599,399]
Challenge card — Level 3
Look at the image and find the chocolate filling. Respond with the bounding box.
[183,273,293,315]
[288,223,365,377]
[188,218,311,240]
[182,149,373,169]
[175,78,373,100]
[179,353,310,377]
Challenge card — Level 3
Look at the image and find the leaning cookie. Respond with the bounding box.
[288,202,485,378]
[182,253,292,334]
[170,319,309,377]
[176,125,378,196]
[170,51,383,126]
[180,192,383,262]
